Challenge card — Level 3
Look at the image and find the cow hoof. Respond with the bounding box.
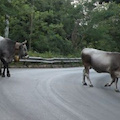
[104,83,109,87]
[89,84,93,87]
[115,89,120,92]
[83,82,87,86]
[104,84,107,87]
[2,74,5,77]
[7,74,10,77]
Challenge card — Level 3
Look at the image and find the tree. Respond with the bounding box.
[0,0,15,36]
[0,0,120,56]
[99,0,120,4]
[9,0,32,42]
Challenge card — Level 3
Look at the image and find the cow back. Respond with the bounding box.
[81,48,118,73]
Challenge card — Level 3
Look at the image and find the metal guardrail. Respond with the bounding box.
[20,56,81,64]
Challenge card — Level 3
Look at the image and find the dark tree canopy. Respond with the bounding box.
[0,0,120,56]
[99,0,120,4]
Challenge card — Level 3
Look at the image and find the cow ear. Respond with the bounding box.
[22,40,27,45]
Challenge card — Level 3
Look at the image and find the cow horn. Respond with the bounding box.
[22,40,27,45]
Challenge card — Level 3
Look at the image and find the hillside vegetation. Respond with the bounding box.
[0,0,120,57]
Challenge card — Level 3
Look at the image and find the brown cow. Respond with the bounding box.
[81,48,120,92]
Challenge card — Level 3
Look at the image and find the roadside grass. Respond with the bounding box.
[28,51,81,58]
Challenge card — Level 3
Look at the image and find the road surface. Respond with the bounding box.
[0,68,120,120]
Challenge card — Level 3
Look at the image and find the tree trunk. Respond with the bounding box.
[5,15,10,38]
[29,0,34,50]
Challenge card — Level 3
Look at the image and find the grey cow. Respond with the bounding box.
[0,36,28,77]
[81,48,120,92]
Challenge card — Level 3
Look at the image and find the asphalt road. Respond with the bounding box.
[0,68,120,120]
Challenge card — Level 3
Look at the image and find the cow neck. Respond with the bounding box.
[15,42,21,56]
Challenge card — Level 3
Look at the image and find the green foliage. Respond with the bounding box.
[75,1,120,52]
[28,51,64,58]
[0,0,120,57]
[99,0,120,4]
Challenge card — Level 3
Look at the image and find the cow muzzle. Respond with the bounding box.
[24,55,29,59]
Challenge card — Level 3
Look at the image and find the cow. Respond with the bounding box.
[0,36,29,77]
[81,48,120,92]
[0,36,4,76]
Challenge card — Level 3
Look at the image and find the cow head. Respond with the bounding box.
[15,40,29,61]
[20,40,29,58]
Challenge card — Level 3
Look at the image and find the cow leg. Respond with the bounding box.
[82,69,87,86]
[83,67,93,87]
[2,65,6,77]
[115,78,119,92]
[0,68,1,76]
[1,58,10,77]
[104,78,115,87]
[0,60,2,76]
[105,73,119,92]
[6,64,10,77]
[105,72,117,87]
[1,59,6,77]
[2,64,10,77]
